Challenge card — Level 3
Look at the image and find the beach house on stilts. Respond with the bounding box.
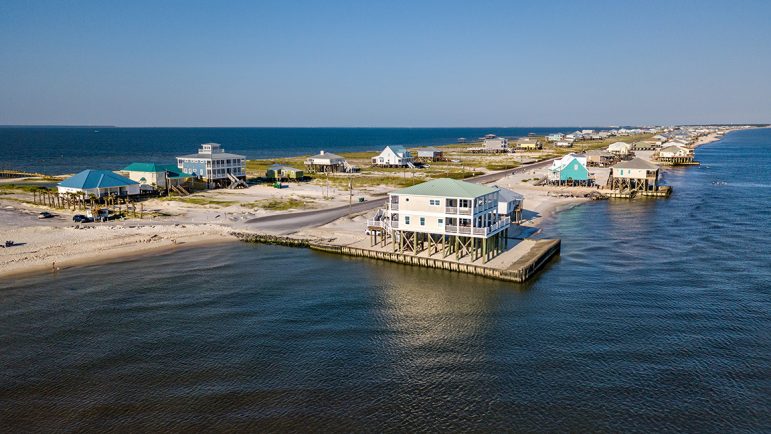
[176,143,247,189]
[547,154,592,186]
[367,178,520,263]
[606,158,664,194]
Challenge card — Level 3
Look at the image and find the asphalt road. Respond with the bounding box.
[245,158,556,233]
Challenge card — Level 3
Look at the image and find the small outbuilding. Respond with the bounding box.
[266,164,304,181]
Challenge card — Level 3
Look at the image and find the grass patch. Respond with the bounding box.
[485,162,521,171]
[0,183,50,193]
[243,197,313,210]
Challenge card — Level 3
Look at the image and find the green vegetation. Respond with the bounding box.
[0,183,50,193]
[243,197,313,210]
[485,162,521,171]
[159,196,238,207]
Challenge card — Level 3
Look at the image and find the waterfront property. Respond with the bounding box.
[606,158,661,192]
[656,145,697,165]
[371,145,414,167]
[57,169,140,197]
[496,187,524,223]
[585,149,617,167]
[415,147,444,162]
[304,150,355,173]
[176,143,246,188]
[265,164,304,181]
[547,154,592,186]
[367,178,515,263]
[121,163,194,192]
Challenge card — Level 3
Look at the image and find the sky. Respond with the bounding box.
[1,0,770,127]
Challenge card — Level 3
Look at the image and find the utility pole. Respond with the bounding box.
[348,177,353,212]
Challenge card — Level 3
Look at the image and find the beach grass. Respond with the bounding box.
[242,197,314,210]
[159,197,238,207]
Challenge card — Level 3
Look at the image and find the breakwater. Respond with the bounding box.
[232,232,560,283]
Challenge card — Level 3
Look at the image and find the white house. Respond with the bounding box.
[546,133,564,142]
[607,141,633,156]
[555,141,573,147]
[371,145,413,167]
[176,143,246,187]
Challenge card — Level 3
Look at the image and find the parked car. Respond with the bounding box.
[72,214,93,223]
[37,212,53,219]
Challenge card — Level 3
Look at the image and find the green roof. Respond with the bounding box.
[122,163,194,179]
[391,178,497,198]
[122,162,167,172]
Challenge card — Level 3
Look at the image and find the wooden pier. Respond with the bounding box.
[233,232,560,283]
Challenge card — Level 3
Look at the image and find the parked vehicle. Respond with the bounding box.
[37,212,53,219]
[73,214,94,223]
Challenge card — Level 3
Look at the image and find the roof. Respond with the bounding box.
[495,187,524,202]
[391,178,497,199]
[585,149,613,156]
[121,163,193,178]
[59,170,138,189]
[386,145,408,155]
[660,145,688,153]
[608,141,632,150]
[268,164,302,172]
[177,151,246,160]
[612,158,659,170]
[308,152,345,161]
[417,147,442,153]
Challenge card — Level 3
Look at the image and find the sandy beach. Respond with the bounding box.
[0,127,744,281]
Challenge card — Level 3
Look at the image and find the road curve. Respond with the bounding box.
[245,157,556,233]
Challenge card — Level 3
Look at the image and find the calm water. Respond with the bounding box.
[0,126,592,174]
[1,129,770,432]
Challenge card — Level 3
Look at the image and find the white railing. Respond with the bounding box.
[458,208,472,215]
[445,206,457,214]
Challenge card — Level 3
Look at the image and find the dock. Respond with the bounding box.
[232,232,560,283]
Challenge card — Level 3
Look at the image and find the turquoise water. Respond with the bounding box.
[0,126,593,174]
[0,129,769,431]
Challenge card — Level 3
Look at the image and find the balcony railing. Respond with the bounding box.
[458,208,472,215]
[442,217,511,237]
[445,206,457,214]
[390,203,399,211]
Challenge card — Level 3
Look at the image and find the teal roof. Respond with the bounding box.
[391,178,497,198]
[59,170,138,189]
[122,162,166,172]
[122,163,194,179]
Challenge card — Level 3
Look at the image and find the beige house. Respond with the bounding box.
[607,158,660,192]
[304,150,354,173]
[367,178,519,262]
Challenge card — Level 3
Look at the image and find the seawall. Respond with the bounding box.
[232,232,560,283]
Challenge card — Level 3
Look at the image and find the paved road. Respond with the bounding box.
[245,158,556,233]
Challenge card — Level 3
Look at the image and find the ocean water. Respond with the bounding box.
[0,129,770,431]
[0,126,591,174]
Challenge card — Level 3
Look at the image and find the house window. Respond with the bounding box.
[405,216,410,225]
[429,199,440,206]
[420,217,425,226]
[438,218,444,225]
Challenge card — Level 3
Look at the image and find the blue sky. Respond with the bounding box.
[1,0,770,126]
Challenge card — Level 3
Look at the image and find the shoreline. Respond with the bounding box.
[0,127,744,282]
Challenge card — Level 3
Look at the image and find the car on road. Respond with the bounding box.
[37,212,53,219]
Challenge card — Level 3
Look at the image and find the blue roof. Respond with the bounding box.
[59,170,138,189]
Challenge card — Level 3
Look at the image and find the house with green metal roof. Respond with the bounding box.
[57,170,140,197]
[369,178,517,262]
[121,162,194,190]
